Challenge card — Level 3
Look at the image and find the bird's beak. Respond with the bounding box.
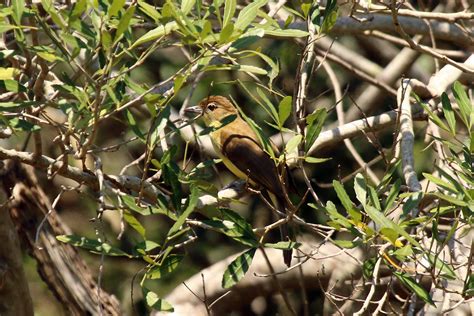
[184,106,203,115]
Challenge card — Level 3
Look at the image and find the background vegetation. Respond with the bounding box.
[0,0,473,315]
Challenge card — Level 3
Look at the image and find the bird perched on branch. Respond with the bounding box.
[185,95,294,266]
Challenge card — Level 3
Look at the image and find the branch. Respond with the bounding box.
[152,235,364,316]
[0,161,121,314]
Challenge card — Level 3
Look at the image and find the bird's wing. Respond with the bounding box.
[220,127,285,199]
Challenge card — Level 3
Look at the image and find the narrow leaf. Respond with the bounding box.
[234,0,267,31]
[452,81,471,129]
[223,0,236,26]
[393,271,435,306]
[333,180,354,213]
[354,173,367,207]
[278,96,292,127]
[222,248,256,288]
[167,185,199,237]
[143,289,174,311]
[56,235,131,257]
[441,93,456,135]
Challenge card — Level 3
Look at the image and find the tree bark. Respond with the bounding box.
[0,160,122,315]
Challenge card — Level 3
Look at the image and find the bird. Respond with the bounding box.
[185,95,294,266]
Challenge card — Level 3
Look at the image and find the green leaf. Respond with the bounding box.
[199,114,237,136]
[380,227,400,246]
[362,258,376,279]
[393,272,435,306]
[138,1,161,22]
[417,97,450,132]
[234,0,267,30]
[0,24,15,34]
[56,235,131,257]
[264,241,301,250]
[384,180,401,212]
[464,274,474,296]
[322,200,352,228]
[219,23,234,44]
[393,244,413,259]
[333,180,354,213]
[354,173,367,207]
[402,191,423,216]
[452,81,472,130]
[261,27,309,38]
[204,64,267,75]
[173,74,186,94]
[147,254,183,279]
[108,0,125,17]
[230,27,264,51]
[0,67,20,80]
[368,185,381,210]
[130,21,178,49]
[256,88,279,124]
[0,80,26,93]
[426,253,456,280]
[223,0,236,26]
[222,248,256,288]
[430,192,467,207]
[134,240,160,254]
[285,134,302,155]
[41,0,66,29]
[12,0,24,24]
[181,0,195,14]
[365,205,420,247]
[167,185,199,237]
[216,208,259,247]
[305,108,327,152]
[0,50,15,60]
[114,6,135,42]
[123,211,146,237]
[422,172,457,193]
[441,93,456,135]
[304,156,331,164]
[333,239,360,248]
[121,194,169,217]
[143,289,174,311]
[278,96,292,127]
[10,118,40,132]
[321,7,338,34]
[0,101,37,111]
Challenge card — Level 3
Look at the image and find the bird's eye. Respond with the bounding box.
[207,102,218,111]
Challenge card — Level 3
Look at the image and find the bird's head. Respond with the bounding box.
[185,96,238,126]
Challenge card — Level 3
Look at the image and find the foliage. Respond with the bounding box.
[0,0,472,314]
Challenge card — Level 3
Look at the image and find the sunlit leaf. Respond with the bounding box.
[278,96,292,127]
[234,0,267,30]
[181,0,195,14]
[223,0,236,26]
[354,173,367,207]
[56,235,131,257]
[305,108,327,152]
[264,241,301,250]
[108,0,125,17]
[222,248,256,288]
[147,254,183,279]
[130,21,178,49]
[143,289,174,311]
[167,185,199,237]
[453,81,472,130]
[441,93,456,135]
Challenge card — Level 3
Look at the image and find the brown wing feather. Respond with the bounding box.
[219,121,285,199]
